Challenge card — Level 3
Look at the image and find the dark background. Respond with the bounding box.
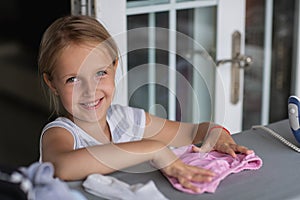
[0,1,70,167]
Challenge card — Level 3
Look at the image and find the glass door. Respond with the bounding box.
[126,1,217,124]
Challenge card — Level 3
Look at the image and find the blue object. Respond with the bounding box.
[288,95,300,144]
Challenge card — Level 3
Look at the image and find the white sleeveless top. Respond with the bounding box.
[39,104,146,160]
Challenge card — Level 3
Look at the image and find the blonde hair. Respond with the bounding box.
[38,15,119,115]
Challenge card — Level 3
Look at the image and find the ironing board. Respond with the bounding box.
[68,119,300,200]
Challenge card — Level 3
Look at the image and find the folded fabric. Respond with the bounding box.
[163,145,263,194]
[82,173,169,200]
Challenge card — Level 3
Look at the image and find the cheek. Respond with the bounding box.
[108,80,116,96]
[58,89,76,108]
[98,78,115,94]
[108,79,115,90]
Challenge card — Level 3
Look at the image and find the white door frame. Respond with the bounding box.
[215,0,246,133]
[95,0,128,106]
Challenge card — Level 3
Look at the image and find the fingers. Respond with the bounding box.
[187,165,215,178]
[163,160,215,193]
[177,172,213,193]
[234,145,254,155]
[177,176,201,193]
[215,143,254,157]
[176,165,215,193]
[173,164,215,180]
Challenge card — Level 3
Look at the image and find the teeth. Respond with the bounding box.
[83,100,99,107]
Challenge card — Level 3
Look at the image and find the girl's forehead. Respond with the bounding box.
[83,45,113,66]
[56,43,113,74]
[73,42,112,60]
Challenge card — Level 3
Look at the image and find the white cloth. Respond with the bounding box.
[39,104,146,160]
[82,174,169,200]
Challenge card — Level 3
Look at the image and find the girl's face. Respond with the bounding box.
[49,43,117,123]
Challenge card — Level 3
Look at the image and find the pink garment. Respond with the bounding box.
[163,145,263,194]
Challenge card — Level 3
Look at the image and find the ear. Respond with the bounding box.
[43,73,58,95]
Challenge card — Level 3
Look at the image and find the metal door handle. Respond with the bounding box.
[216,31,253,104]
[217,54,253,68]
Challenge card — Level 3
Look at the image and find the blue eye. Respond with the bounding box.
[96,70,107,77]
[66,77,79,84]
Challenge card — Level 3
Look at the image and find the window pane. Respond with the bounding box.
[176,7,216,122]
[244,0,296,128]
[243,0,265,129]
[269,0,295,122]
[155,12,169,118]
[127,14,149,110]
[176,9,195,121]
[127,12,169,117]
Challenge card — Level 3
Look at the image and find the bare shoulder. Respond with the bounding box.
[41,127,74,159]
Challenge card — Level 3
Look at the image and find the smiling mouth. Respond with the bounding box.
[80,98,103,110]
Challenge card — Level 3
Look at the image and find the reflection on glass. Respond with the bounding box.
[127,7,216,123]
[243,0,296,129]
[243,0,265,129]
[127,12,169,116]
[269,0,295,123]
[176,8,216,122]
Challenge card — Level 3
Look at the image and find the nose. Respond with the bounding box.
[81,78,99,97]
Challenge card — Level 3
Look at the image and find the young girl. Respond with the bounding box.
[38,15,253,193]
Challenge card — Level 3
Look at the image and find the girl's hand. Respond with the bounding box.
[194,128,254,158]
[161,159,215,193]
[213,129,254,157]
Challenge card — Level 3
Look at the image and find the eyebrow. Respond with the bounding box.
[97,62,115,71]
[59,64,113,79]
[61,73,78,80]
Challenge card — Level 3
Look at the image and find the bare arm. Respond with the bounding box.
[41,127,174,180]
[143,112,253,156]
[41,127,214,192]
[143,112,213,146]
